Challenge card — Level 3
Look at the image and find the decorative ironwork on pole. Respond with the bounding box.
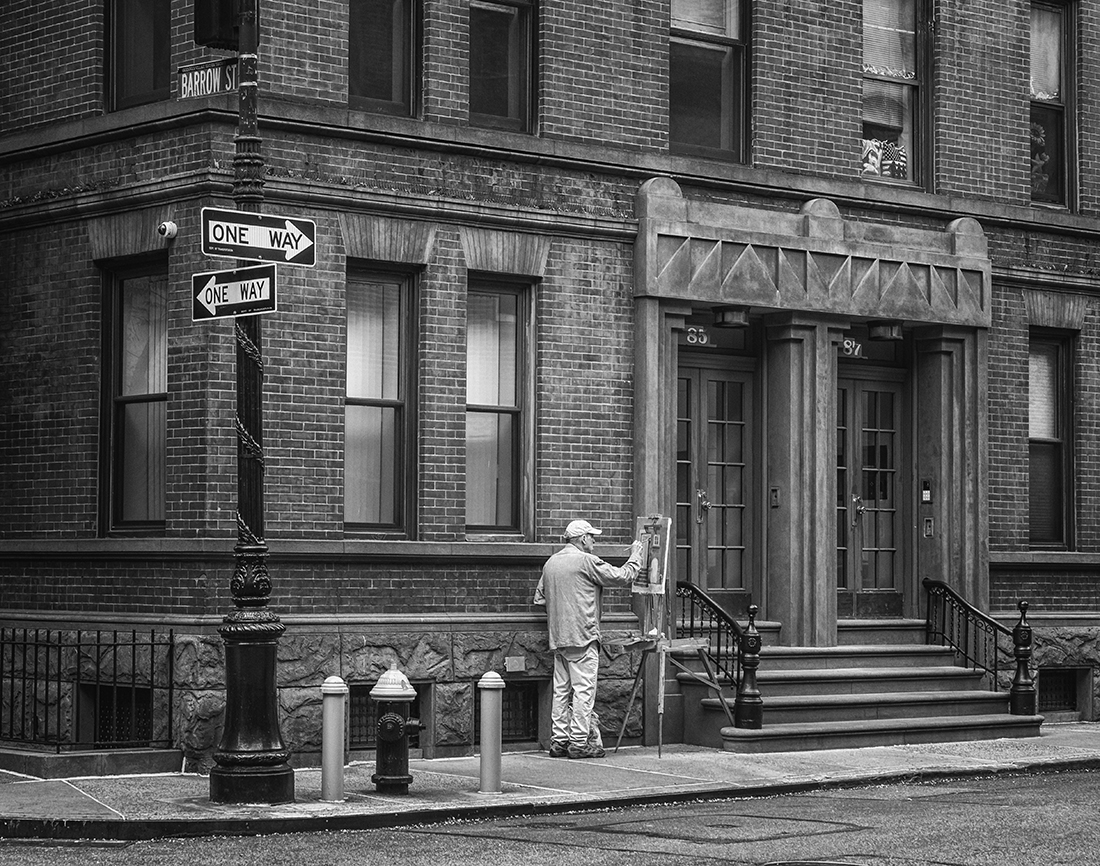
[208,0,295,805]
[1010,600,1038,716]
[734,604,763,729]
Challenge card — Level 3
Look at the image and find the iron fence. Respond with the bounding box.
[0,627,175,751]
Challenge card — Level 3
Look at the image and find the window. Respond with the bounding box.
[349,0,418,115]
[861,0,926,183]
[1029,335,1072,546]
[669,0,746,160]
[108,0,171,110]
[345,272,416,533]
[1031,2,1072,205]
[466,284,525,532]
[105,264,167,529]
[469,0,533,132]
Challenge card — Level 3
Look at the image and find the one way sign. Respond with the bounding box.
[192,263,278,322]
[201,207,316,267]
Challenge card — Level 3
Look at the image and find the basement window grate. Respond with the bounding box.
[79,684,154,747]
[348,683,422,749]
[474,679,539,744]
[1038,667,1079,712]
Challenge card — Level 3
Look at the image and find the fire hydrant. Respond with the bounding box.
[369,664,420,794]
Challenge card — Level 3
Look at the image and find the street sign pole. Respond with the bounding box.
[209,0,295,806]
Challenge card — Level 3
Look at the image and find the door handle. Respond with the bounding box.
[851,493,866,527]
[696,488,711,523]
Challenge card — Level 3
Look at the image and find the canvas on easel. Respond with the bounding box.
[632,515,671,637]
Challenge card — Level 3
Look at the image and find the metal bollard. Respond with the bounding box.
[321,676,349,801]
[477,671,505,794]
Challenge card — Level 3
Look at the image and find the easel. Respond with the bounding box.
[612,633,734,757]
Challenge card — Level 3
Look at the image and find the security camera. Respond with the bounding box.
[158,221,178,240]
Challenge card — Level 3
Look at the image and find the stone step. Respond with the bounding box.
[699,689,1011,725]
[837,619,928,646]
[671,642,959,674]
[757,665,988,695]
[757,644,959,671]
[676,664,989,697]
[718,713,1045,753]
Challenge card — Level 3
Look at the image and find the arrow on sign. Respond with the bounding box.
[192,264,278,322]
[201,207,317,267]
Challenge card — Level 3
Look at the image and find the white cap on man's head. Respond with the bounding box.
[563,519,602,540]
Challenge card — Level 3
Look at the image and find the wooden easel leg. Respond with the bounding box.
[657,647,666,758]
[614,648,650,753]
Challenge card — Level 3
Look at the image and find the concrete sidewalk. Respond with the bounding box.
[2,723,1100,841]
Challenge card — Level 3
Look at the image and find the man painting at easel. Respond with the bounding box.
[534,519,644,759]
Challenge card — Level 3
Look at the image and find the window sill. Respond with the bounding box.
[1030,200,1072,213]
[0,537,558,563]
[990,551,1095,567]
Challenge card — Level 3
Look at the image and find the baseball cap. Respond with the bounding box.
[563,519,602,540]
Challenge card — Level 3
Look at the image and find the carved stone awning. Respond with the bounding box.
[635,177,992,329]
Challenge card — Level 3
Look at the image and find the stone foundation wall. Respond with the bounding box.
[175,620,647,772]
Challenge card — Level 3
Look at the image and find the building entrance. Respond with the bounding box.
[836,373,906,617]
[675,361,756,619]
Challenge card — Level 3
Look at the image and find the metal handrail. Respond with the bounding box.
[674,580,744,688]
[923,577,1015,691]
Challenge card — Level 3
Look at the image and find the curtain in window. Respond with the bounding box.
[347,280,401,401]
[345,278,403,526]
[861,0,916,180]
[346,406,397,524]
[1030,5,1062,100]
[466,293,517,408]
[1029,340,1064,544]
[117,274,167,522]
[671,0,740,38]
[466,291,519,529]
[1029,342,1058,439]
[863,0,916,78]
[466,412,515,527]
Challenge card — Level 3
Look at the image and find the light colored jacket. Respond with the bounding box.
[534,544,643,650]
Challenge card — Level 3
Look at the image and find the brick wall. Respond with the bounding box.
[423,0,469,125]
[1079,2,1100,215]
[1,0,103,130]
[260,0,348,105]
[986,285,1029,552]
[752,0,862,178]
[536,237,636,541]
[934,0,1031,203]
[0,228,101,537]
[539,0,667,150]
[992,568,1100,613]
[1078,306,1100,550]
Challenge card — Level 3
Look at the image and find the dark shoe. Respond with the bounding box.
[548,742,569,758]
[567,742,606,759]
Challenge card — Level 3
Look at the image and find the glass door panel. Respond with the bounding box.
[677,366,755,617]
[837,377,904,617]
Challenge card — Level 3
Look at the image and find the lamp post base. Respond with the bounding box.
[210,763,295,805]
[209,613,294,805]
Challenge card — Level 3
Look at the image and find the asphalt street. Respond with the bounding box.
[0,767,1094,865]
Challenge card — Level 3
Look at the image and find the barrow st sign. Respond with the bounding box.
[192,263,278,322]
[178,58,238,99]
[201,207,317,267]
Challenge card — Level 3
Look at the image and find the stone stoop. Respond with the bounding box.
[675,624,1044,752]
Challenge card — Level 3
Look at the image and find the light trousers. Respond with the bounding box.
[550,642,599,747]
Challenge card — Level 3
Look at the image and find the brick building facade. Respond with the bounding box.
[2,0,1100,764]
